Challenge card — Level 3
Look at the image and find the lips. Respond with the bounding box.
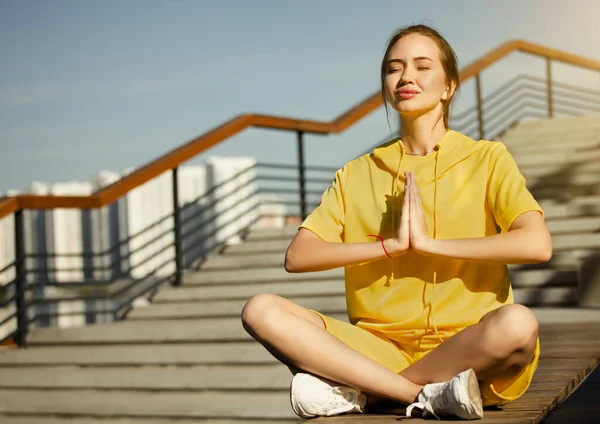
[396,88,420,100]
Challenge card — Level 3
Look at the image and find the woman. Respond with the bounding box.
[241,24,552,420]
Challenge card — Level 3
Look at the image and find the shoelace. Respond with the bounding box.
[406,382,446,420]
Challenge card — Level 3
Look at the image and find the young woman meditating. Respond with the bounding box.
[242,24,551,420]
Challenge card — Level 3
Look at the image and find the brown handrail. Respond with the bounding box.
[2,39,600,220]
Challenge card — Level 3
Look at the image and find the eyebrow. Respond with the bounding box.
[387,56,434,65]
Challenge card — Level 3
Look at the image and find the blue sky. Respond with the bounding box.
[1,0,599,192]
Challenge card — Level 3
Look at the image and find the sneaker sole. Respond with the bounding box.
[460,369,484,419]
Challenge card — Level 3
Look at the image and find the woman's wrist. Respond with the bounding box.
[412,236,436,256]
[384,238,408,257]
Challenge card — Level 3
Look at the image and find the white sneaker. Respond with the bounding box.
[290,372,367,418]
[406,369,483,420]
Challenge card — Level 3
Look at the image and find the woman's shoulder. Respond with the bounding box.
[450,131,507,151]
[453,132,513,161]
[340,138,399,173]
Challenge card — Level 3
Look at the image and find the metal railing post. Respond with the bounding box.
[297,131,307,220]
[172,167,183,287]
[475,74,484,140]
[14,209,27,347]
[546,58,554,118]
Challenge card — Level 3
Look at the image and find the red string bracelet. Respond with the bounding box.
[367,234,392,258]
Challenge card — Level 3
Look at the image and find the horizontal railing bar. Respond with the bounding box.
[25,221,175,272]
[24,232,174,276]
[117,274,172,306]
[487,76,598,119]
[255,200,320,208]
[547,78,600,96]
[484,100,548,134]
[179,163,257,210]
[551,103,600,116]
[453,74,536,122]
[485,109,549,139]
[257,162,338,172]
[24,291,118,305]
[182,202,261,248]
[452,74,599,125]
[260,187,328,196]
[110,258,175,299]
[487,106,577,139]
[179,190,260,244]
[23,278,120,290]
[0,293,16,309]
[30,310,113,320]
[552,90,600,106]
[25,221,174,261]
[454,121,479,137]
[487,98,599,134]
[106,209,174,252]
[180,212,264,264]
[483,84,547,116]
[21,275,163,305]
[487,87,600,120]
[451,108,478,125]
[256,175,335,185]
[483,88,549,119]
[495,111,560,139]
[0,312,17,329]
[178,179,261,228]
[25,266,105,274]
[0,262,15,276]
[114,275,174,320]
[0,280,15,295]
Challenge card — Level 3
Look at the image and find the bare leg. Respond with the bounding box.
[241,293,423,404]
[400,304,539,392]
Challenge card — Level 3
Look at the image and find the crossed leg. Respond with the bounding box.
[241,293,538,406]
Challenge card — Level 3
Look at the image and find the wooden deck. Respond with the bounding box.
[305,322,600,423]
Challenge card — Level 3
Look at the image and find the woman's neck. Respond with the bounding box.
[400,113,448,155]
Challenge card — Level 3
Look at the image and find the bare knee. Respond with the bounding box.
[482,304,538,358]
[241,293,324,338]
[241,293,282,335]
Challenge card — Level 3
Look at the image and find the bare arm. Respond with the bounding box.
[284,229,400,272]
[407,172,552,264]
[418,211,552,264]
[285,174,411,273]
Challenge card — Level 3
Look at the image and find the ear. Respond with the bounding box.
[442,80,457,101]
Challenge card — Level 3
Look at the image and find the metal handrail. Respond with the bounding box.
[2,39,600,347]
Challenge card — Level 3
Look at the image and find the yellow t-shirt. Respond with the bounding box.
[300,130,544,350]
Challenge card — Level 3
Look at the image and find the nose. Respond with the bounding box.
[400,67,416,86]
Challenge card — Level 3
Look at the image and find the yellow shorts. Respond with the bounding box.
[312,311,540,407]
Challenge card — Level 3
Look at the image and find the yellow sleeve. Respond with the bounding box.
[487,143,544,233]
[299,166,347,242]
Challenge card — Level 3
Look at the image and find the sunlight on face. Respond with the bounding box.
[384,33,451,120]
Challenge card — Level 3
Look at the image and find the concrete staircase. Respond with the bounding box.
[0,115,599,423]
